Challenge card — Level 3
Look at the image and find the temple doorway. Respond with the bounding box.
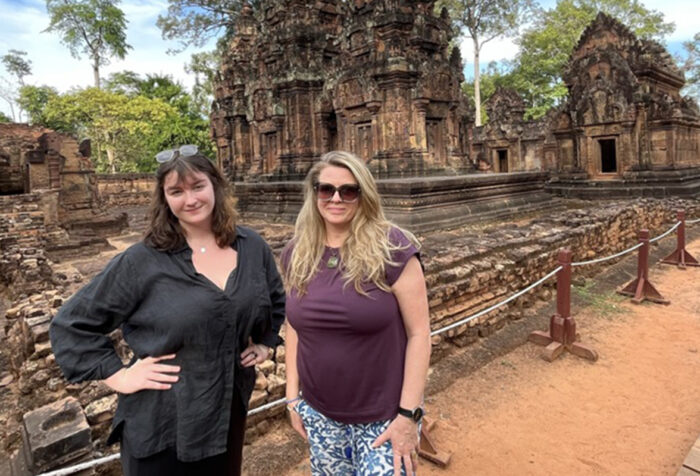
[599,139,617,173]
[498,149,508,172]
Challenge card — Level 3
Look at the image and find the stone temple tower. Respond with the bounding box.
[211,0,472,182]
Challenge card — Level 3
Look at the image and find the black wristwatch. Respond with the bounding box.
[397,406,423,423]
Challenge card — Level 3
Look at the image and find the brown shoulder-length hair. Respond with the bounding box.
[143,153,238,251]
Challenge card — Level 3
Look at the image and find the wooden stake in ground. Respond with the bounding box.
[618,229,669,305]
[529,248,598,362]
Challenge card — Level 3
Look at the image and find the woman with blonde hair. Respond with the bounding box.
[283,151,431,475]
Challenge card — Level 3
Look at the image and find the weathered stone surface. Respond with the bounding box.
[22,397,91,472]
[212,0,471,183]
[249,390,268,410]
[84,395,117,425]
[548,13,700,198]
[257,359,275,375]
[266,373,285,399]
[254,371,268,391]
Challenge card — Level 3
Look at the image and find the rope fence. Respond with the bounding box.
[572,242,644,267]
[430,266,563,337]
[36,211,700,476]
[649,221,681,243]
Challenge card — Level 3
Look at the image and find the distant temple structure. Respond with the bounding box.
[547,13,700,197]
[471,87,557,173]
[211,0,471,182]
[0,123,126,249]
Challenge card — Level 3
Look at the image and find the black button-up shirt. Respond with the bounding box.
[49,226,285,462]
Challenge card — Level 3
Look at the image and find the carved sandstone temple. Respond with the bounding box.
[211,0,553,229]
[212,0,471,181]
[546,13,700,197]
[471,87,558,173]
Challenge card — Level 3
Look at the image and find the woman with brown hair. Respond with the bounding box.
[50,145,284,476]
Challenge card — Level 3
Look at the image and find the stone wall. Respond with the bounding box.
[97,173,155,208]
[0,194,56,299]
[421,198,700,351]
[2,198,700,473]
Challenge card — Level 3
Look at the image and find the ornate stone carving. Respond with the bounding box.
[212,0,471,181]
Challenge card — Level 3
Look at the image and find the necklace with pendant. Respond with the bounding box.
[326,248,339,268]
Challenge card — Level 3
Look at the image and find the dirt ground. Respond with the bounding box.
[275,238,700,476]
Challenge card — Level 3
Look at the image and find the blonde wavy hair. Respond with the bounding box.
[284,150,419,296]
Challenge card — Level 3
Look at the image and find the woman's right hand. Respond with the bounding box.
[288,402,307,440]
[103,354,180,394]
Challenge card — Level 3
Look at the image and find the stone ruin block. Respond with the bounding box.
[21,396,91,473]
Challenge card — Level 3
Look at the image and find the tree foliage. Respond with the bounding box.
[157,0,262,53]
[185,51,219,117]
[678,32,700,102]
[2,50,32,86]
[44,0,131,88]
[437,0,537,126]
[17,85,59,125]
[1,49,34,121]
[41,88,176,172]
[0,110,10,123]
[104,71,214,159]
[510,0,674,119]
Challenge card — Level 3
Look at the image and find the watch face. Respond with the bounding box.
[413,407,424,422]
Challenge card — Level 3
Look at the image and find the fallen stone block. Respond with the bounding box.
[22,396,91,473]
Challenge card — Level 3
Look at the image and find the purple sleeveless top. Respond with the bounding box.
[284,227,419,424]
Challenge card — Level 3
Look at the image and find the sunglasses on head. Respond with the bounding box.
[313,183,361,203]
[155,144,198,163]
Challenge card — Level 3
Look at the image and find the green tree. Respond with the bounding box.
[0,110,11,123]
[185,50,218,117]
[157,0,261,53]
[437,0,537,126]
[678,32,700,102]
[461,61,515,123]
[512,0,674,119]
[41,88,178,173]
[105,71,214,159]
[17,85,59,125]
[44,0,132,89]
[2,50,32,86]
[1,50,33,121]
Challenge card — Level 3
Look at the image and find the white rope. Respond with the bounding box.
[431,266,563,337]
[37,453,120,476]
[572,243,643,267]
[649,221,680,243]
[248,397,286,416]
[686,217,700,224]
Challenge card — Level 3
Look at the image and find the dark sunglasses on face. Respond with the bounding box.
[313,183,361,203]
[155,144,198,163]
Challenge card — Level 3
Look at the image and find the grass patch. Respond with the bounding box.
[500,360,516,369]
[573,280,626,318]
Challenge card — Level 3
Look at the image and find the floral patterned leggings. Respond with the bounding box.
[295,399,412,476]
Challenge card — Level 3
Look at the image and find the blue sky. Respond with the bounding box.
[0,0,697,119]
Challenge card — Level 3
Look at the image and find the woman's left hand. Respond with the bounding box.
[240,338,272,367]
[372,415,419,476]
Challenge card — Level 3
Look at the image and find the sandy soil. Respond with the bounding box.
[279,238,700,476]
